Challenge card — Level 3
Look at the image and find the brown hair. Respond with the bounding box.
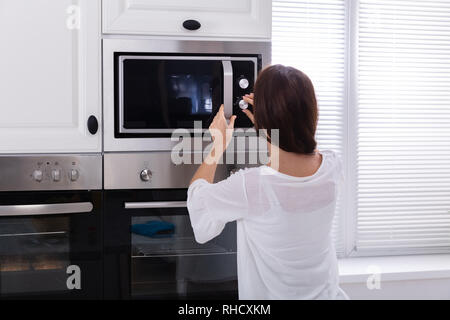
[253,65,318,154]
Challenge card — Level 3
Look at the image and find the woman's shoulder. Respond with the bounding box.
[320,150,343,182]
[321,150,341,167]
[229,166,264,179]
[321,149,339,159]
[231,150,342,181]
[225,166,268,187]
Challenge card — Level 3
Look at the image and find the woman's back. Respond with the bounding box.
[187,151,345,300]
[187,64,347,299]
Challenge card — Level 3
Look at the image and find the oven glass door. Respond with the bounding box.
[0,191,102,299]
[104,190,238,300]
[118,57,225,134]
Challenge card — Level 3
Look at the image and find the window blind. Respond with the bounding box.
[356,0,450,253]
[272,0,347,254]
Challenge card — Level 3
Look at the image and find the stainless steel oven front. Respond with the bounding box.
[103,38,271,152]
[0,155,102,299]
[103,152,237,300]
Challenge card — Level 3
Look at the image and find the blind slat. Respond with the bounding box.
[356,0,450,253]
[273,0,450,256]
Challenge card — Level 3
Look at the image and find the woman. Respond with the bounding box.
[187,65,347,300]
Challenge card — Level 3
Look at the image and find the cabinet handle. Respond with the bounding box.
[183,20,201,31]
[87,115,99,135]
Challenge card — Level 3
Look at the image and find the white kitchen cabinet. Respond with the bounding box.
[102,0,272,40]
[0,0,102,154]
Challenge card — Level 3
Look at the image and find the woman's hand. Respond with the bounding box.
[242,93,255,124]
[191,105,235,184]
[208,105,237,161]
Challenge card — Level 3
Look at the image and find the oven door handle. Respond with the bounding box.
[0,202,94,217]
[124,201,187,209]
[222,60,233,120]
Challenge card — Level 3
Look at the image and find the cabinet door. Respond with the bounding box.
[0,0,101,154]
[103,0,272,40]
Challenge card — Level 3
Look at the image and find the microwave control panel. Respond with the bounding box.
[232,60,257,129]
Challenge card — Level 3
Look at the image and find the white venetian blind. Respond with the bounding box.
[357,0,450,253]
[272,0,347,254]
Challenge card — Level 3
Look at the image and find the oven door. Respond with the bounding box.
[104,190,238,300]
[0,191,102,299]
[115,55,257,137]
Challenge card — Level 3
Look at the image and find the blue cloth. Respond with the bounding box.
[131,220,175,238]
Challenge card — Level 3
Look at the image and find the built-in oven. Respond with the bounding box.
[103,39,271,152]
[103,152,238,300]
[0,155,102,299]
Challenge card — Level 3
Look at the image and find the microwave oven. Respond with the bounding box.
[103,39,271,152]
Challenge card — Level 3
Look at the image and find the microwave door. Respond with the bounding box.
[118,56,232,135]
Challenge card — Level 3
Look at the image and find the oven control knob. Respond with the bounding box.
[239,99,249,110]
[52,169,61,182]
[32,170,43,182]
[70,169,79,182]
[239,78,250,90]
[140,169,152,182]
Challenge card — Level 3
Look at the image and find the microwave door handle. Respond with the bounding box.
[0,202,93,217]
[222,60,233,120]
[124,201,187,209]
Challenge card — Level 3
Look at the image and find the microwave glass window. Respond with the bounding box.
[122,60,223,130]
[168,74,213,115]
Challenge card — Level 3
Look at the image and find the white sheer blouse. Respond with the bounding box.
[187,150,348,300]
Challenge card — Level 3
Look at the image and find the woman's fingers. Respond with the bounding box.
[242,94,255,123]
[218,104,225,116]
[211,104,225,125]
[243,95,254,106]
[242,109,255,124]
[228,115,237,130]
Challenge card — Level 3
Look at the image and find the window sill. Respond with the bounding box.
[338,254,450,284]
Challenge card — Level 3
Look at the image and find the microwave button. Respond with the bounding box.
[239,99,249,110]
[239,78,250,90]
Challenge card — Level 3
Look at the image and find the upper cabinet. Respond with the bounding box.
[102,0,272,40]
[0,0,102,154]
